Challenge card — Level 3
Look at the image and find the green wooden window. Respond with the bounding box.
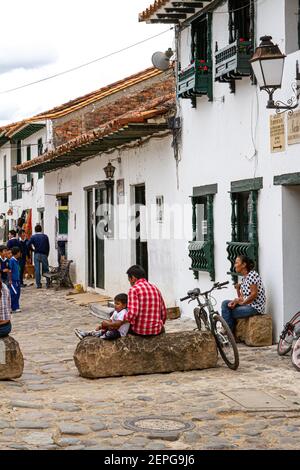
[215,0,254,91]
[58,208,68,234]
[3,155,7,203]
[17,140,22,165]
[177,13,213,105]
[188,185,216,281]
[37,138,43,179]
[26,145,31,183]
[227,183,260,280]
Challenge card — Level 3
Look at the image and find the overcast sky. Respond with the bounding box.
[0,0,174,126]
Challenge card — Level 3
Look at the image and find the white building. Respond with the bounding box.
[139,0,300,337]
[0,120,49,238]
[15,68,179,306]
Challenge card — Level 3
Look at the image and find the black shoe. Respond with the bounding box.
[37,285,42,289]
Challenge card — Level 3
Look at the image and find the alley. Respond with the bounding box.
[0,286,300,451]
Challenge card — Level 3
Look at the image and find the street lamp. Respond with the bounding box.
[250,35,300,113]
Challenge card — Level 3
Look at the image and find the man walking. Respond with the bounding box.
[28,224,50,289]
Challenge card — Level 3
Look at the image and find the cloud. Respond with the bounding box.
[0,46,58,74]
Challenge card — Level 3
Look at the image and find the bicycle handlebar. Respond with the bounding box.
[218,281,229,287]
[180,281,229,301]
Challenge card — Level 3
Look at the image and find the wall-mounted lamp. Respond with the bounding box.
[103,162,116,180]
[250,36,300,114]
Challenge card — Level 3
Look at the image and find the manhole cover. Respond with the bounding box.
[124,416,194,434]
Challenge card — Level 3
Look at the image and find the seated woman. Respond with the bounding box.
[221,255,266,332]
[0,279,12,337]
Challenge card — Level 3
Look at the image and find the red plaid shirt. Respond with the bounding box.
[124,278,167,335]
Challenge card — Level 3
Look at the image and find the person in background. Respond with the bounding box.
[18,230,28,287]
[8,247,21,313]
[7,230,22,251]
[28,224,50,289]
[0,245,10,286]
[0,279,12,337]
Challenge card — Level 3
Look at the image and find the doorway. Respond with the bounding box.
[135,184,148,279]
[86,183,113,290]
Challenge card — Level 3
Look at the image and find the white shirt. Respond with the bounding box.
[110,308,129,337]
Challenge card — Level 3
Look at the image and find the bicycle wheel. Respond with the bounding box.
[277,325,293,356]
[194,307,209,331]
[212,314,239,370]
[292,337,300,371]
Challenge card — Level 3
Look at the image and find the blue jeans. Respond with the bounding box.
[0,321,11,337]
[221,299,259,331]
[34,253,49,287]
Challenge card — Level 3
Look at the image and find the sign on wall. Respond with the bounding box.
[287,110,300,145]
[270,114,286,153]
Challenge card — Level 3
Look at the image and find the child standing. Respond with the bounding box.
[0,245,10,286]
[74,293,128,340]
[8,247,21,313]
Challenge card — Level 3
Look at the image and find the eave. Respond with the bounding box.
[139,0,216,24]
[7,122,46,142]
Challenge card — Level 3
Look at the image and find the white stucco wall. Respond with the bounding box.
[44,134,183,308]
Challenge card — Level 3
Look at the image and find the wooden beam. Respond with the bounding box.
[165,7,196,13]
[157,13,187,19]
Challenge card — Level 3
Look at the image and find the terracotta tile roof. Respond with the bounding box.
[0,67,166,138]
[139,1,170,21]
[15,92,175,173]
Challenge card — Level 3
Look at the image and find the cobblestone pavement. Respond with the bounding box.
[1,286,300,450]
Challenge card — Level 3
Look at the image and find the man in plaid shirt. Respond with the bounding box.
[124,265,167,336]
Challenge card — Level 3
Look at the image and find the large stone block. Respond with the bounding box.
[0,336,24,380]
[235,314,273,347]
[74,331,218,379]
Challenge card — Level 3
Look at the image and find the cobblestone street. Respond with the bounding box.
[1,286,300,450]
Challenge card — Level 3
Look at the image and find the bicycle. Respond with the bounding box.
[277,311,300,371]
[180,281,239,370]
[277,311,300,355]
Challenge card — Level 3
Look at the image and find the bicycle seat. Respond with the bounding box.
[187,288,201,297]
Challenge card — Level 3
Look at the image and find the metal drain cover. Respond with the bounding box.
[222,389,297,410]
[124,416,194,435]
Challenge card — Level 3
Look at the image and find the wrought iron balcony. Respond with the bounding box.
[226,241,258,276]
[178,60,213,102]
[215,39,252,83]
[188,240,215,281]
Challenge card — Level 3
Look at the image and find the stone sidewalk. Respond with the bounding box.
[0,286,300,450]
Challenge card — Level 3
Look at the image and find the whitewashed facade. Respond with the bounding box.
[138,0,300,337]
[12,0,300,337]
[0,122,49,237]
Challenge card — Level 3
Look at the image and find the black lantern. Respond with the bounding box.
[103,162,116,180]
[251,35,300,113]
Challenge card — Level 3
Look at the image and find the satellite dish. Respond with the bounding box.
[151,48,173,71]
